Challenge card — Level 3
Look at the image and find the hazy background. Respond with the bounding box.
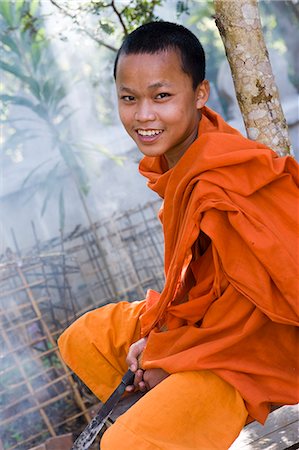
[1,0,298,254]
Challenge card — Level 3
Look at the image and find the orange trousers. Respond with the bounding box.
[58,302,248,449]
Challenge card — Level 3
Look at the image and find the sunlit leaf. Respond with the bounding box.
[15,0,25,26]
[30,0,39,16]
[59,188,65,231]
[34,27,46,44]
[0,0,14,27]
[15,0,25,14]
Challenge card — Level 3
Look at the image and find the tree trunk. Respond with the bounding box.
[214,0,291,156]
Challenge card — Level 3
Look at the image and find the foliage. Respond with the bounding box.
[88,0,164,35]
[187,1,225,95]
[259,0,299,91]
[0,0,123,231]
[47,0,167,51]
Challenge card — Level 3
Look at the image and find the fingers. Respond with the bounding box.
[135,369,147,392]
[125,369,147,392]
[125,337,148,393]
[126,337,147,371]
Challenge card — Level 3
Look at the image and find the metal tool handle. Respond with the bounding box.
[121,369,135,386]
[70,369,137,450]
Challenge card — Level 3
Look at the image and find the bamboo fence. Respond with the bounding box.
[0,200,164,450]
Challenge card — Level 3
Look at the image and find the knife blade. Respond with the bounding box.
[71,369,135,450]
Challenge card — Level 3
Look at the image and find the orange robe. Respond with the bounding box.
[137,107,299,423]
[59,107,298,431]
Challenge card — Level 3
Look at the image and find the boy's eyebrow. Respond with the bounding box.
[119,85,135,93]
[118,81,172,93]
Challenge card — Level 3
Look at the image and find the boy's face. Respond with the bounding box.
[115,50,209,168]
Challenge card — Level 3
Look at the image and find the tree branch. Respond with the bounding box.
[49,0,118,52]
[111,0,128,36]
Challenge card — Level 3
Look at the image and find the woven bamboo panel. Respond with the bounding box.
[0,201,164,450]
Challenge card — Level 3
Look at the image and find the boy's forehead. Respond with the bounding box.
[118,49,181,64]
[116,50,185,81]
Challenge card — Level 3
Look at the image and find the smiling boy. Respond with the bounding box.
[116,50,209,167]
[58,22,298,449]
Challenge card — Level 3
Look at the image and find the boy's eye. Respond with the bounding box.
[121,95,135,102]
[156,92,171,99]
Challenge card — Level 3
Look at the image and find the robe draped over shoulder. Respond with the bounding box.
[138,107,299,423]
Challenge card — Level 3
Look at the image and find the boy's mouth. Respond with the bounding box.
[137,129,163,137]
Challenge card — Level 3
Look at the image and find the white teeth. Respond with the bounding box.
[137,129,162,136]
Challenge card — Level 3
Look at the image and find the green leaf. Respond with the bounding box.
[16,0,25,14]
[51,85,67,106]
[60,143,90,195]
[0,0,13,26]
[14,0,25,26]
[31,103,49,120]
[4,129,39,149]
[22,158,53,187]
[56,109,77,127]
[0,61,27,80]
[99,20,115,35]
[0,61,41,98]
[30,0,39,16]
[31,42,42,69]
[41,187,53,217]
[27,78,41,100]
[0,94,47,121]
[41,79,53,103]
[1,35,21,56]
[41,162,60,216]
[176,0,189,17]
[0,93,36,108]
[59,188,65,231]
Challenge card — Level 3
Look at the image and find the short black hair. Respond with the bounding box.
[113,21,206,90]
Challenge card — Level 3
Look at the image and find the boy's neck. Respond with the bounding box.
[165,111,202,169]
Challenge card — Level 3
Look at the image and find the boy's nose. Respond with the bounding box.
[134,102,156,122]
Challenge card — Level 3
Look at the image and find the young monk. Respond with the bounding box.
[58,22,299,449]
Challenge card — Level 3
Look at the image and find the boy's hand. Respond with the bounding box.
[125,337,169,392]
[142,368,169,390]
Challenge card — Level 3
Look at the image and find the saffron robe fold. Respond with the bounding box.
[137,107,298,423]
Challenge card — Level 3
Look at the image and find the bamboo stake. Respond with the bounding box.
[15,265,91,423]
[1,327,56,436]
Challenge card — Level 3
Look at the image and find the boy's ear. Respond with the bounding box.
[196,80,210,109]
